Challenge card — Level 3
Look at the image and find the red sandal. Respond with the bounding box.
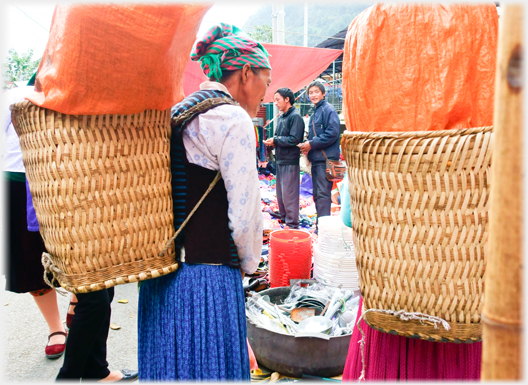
[45,331,67,359]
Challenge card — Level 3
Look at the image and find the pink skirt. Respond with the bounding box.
[342,298,482,381]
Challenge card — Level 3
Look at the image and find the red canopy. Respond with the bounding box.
[182,43,343,103]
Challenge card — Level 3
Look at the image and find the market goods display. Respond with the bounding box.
[11,101,177,293]
[246,282,359,377]
[313,216,358,291]
[268,230,312,288]
[342,126,492,342]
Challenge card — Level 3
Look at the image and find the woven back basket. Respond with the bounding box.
[10,101,178,293]
[341,126,493,343]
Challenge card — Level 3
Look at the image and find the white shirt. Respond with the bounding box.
[1,86,33,172]
[182,82,263,274]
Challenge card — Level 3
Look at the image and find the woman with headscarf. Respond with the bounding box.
[137,23,272,381]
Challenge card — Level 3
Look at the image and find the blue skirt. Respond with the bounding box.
[138,263,250,381]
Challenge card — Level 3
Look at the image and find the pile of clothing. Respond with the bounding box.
[259,171,317,231]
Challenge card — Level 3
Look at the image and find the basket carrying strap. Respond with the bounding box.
[158,171,222,256]
[158,94,239,257]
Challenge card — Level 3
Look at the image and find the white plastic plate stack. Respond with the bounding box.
[313,216,359,290]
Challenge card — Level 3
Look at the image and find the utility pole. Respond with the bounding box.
[277,4,285,45]
[272,4,278,44]
[271,4,286,124]
[304,3,308,47]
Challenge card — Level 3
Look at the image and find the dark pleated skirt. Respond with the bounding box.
[138,263,250,381]
[5,179,48,293]
[342,298,482,380]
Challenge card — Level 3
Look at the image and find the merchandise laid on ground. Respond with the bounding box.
[246,171,360,381]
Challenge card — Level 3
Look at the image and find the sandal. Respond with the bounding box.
[45,331,67,359]
[66,300,78,329]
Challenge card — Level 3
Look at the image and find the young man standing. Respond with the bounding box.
[264,88,305,229]
[298,80,340,232]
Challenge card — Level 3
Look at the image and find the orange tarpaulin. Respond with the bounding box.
[27,4,211,115]
[342,3,498,132]
[183,43,343,103]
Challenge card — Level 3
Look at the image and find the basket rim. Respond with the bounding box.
[9,99,33,111]
[342,126,493,140]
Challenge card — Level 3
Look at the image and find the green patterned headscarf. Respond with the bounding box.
[191,23,272,82]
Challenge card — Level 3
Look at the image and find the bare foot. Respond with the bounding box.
[98,370,124,382]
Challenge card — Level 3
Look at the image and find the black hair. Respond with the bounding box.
[274,87,295,105]
[307,80,326,94]
[209,67,261,83]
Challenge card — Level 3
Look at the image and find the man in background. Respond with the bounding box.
[264,87,304,229]
[299,80,340,233]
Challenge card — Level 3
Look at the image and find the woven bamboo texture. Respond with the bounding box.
[342,126,493,342]
[10,100,177,293]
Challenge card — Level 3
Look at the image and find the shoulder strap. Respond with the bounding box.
[171,90,238,129]
[159,90,238,256]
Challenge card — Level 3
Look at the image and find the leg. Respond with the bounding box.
[311,162,333,229]
[275,164,287,222]
[66,293,78,329]
[281,164,300,229]
[57,287,114,380]
[6,178,67,358]
[31,289,67,346]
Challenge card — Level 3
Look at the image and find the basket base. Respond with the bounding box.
[50,254,179,294]
[363,310,482,343]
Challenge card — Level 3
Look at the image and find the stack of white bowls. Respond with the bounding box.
[313,216,359,290]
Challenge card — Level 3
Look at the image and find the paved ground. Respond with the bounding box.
[1,276,139,383]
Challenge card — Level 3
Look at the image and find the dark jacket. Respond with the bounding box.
[273,106,305,165]
[307,99,340,163]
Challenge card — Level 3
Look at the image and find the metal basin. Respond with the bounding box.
[246,286,353,378]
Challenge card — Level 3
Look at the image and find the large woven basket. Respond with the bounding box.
[10,101,178,293]
[341,126,493,343]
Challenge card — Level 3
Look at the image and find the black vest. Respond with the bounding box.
[170,89,240,267]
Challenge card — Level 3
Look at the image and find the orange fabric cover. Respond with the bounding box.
[27,4,211,115]
[342,3,498,132]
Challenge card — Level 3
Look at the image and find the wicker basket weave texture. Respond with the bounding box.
[341,126,493,342]
[10,100,177,293]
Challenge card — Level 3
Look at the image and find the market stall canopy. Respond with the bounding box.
[315,27,347,76]
[183,43,343,103]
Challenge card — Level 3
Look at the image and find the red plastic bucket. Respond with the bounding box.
[269,230,312,288]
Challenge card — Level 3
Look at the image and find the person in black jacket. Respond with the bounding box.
[299,80,340,232]
[264,88,305,229]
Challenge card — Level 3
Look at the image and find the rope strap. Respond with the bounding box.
[41,253,68,296]
[356,308,450,382]
[158,171,222,256]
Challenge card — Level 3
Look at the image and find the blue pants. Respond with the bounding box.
[311,161,333,229]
